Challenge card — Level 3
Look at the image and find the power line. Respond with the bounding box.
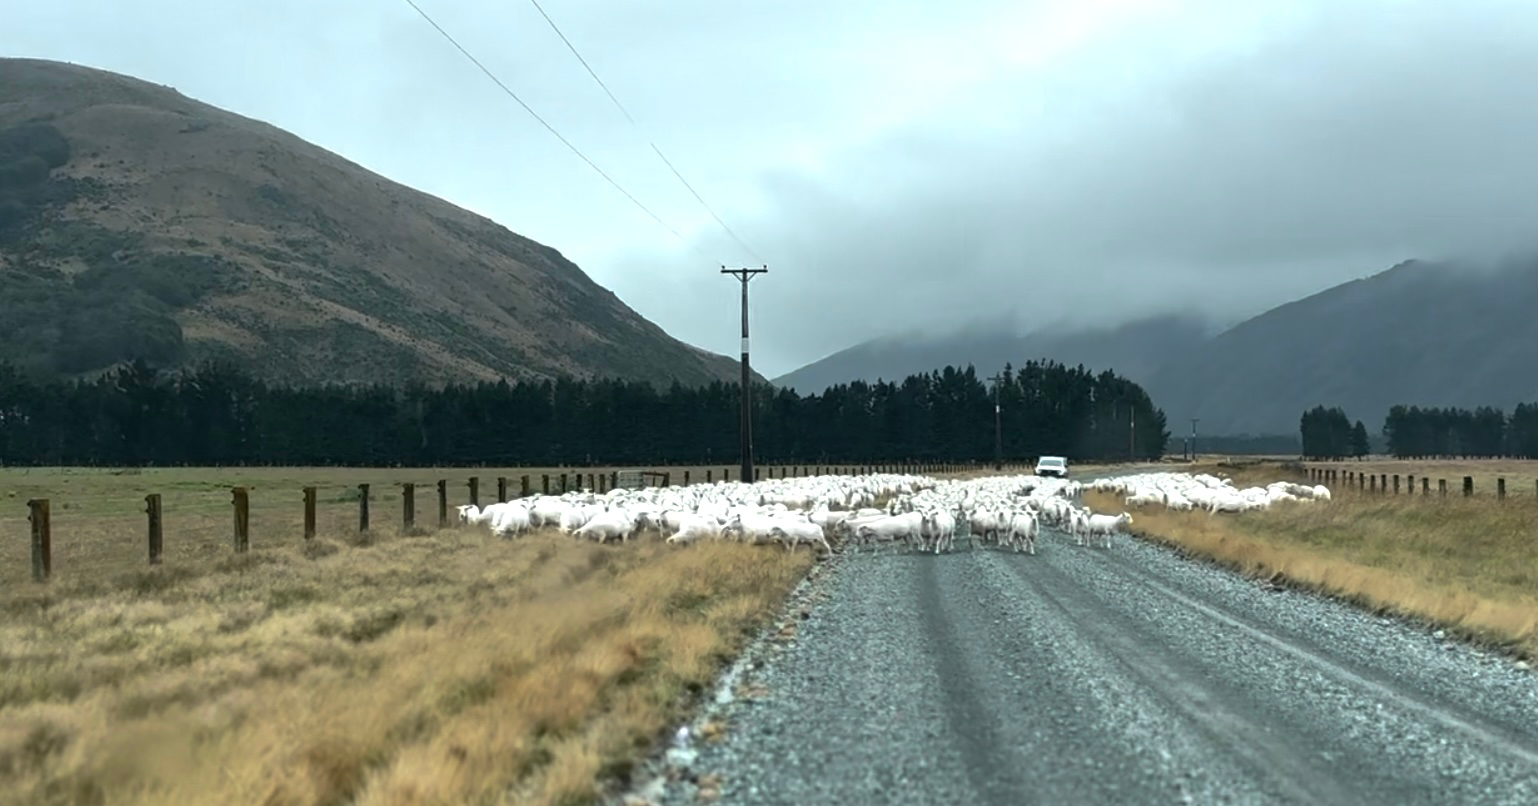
[402,0,693,247]
[526,0,764,263]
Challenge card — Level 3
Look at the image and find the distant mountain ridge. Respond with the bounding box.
[1143,257,1538,435]
[0,58,751,387]
[775,258,1538,436]
[774,314,1212,396]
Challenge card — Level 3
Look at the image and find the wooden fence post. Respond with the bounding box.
[521,475,531,497]
[560,473,568,494]
[437,480,448,528]
[403,482,416,530]
[706,469,713,483]
[358,483,370,532]
[1497,477,1506,500]
[1463,476,1473,497]
[1369,475,1377,493]
[663,472,672,487]
[1407,474,1414,493]
[468,477,480,507]
[1439,479,1447,497]
[610,471,618,490]
[542,474,550,495]
[684,470,691,486]
[232,487,250,553]
[28,498,51,582]
[1393,474,1400,495]
[143,493,163,565]
[588,472,597,491]
[1422,477,1429,495]
[497,477,508,503]
[302,487,317,539]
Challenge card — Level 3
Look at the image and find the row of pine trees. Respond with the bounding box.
[1301,403,1538,459]
[1298,406,1371,460]
[0,358,1171,467]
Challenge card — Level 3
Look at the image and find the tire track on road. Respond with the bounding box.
[1093,541,1538,768]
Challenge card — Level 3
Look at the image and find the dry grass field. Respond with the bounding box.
[1084,457,1538,658]
[0,465,825,805]
[0,464,929,591]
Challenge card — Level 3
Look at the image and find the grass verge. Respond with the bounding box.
[0,526,813,805]
[1084,460,1538,658]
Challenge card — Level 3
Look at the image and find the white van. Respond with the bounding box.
[1034,455,1068,478]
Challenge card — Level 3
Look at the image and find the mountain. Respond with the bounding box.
[772,314,1211,394]
[1142,257,1538,435]
[0,58,749,387]
[776,257,1538,438]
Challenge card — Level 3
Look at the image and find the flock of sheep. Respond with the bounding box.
[452,468,1334,555]
[1089,471,1332,513]
[454,471,1129,555]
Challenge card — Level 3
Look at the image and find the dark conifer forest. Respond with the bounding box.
[0,359,1169,467]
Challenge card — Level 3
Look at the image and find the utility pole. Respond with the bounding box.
[987,373,1004,471]
[1130,405,1136,463]
[721,265,767,483]
[1190,418,1199,462]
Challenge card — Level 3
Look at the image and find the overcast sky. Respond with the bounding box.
[10,0,1538,377]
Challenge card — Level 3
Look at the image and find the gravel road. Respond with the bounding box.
[634,528,1538,805]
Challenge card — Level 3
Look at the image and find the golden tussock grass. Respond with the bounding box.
[1085,457,1538,658]
[0,466,815,806]
[1301,457,1538,499]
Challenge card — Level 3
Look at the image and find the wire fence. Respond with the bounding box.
[2,462,999,587]
[1301,464,1538,500]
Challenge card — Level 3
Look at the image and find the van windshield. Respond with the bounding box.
[1039,458,1064,467]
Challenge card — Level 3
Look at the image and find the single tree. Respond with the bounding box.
[1351,420,1370,459]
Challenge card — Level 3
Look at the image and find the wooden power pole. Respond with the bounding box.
[987,373,1004,471]
[721,265,767,483]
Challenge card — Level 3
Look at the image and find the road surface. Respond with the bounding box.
[642,528,1538,805]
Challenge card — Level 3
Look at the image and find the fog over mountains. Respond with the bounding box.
[776,257,1538,436]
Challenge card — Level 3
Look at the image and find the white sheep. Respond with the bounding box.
[770,520,833,553]
[574,508,635,543]
[1083,512,1132,548]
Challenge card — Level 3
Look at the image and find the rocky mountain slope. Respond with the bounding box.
[0,58,748,387]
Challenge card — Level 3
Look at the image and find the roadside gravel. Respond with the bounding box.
[624,527,1538,805]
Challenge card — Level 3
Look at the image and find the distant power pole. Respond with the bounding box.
[1190,418,1199,462]
[1130,405,1137,463]
[721,265,768,483]
[987,373,1004,471]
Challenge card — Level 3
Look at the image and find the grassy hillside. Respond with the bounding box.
[0,58,749,387]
